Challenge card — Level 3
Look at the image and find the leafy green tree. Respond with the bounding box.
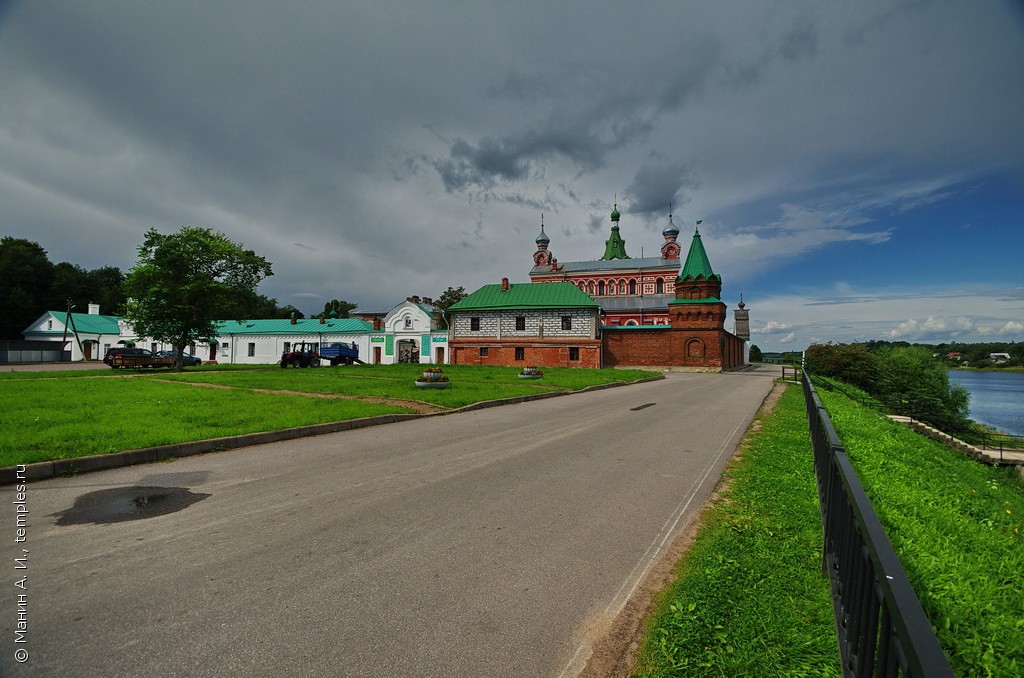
[874,346,971,433]
[748,344,763,362]
[434,286,467,310]
[0,237,55,339]
[123,227,273,369]
[805,343,879,392]
[433,286,467,329]
[323,299,357,318]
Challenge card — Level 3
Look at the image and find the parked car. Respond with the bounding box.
[103,347,174,369]
[155,350,202,367]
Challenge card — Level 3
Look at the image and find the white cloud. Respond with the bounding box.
[754,320,792,335]
[978,320,1024,337]
[778,332,798,344]
[888,315,974,339]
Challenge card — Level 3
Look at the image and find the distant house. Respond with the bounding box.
[947,351,962,361]
[21,304,122,361]
[448,278,602,368]
[989,352,1011,364]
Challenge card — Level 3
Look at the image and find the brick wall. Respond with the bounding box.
[449,338,601,368]
[603,327,746,370]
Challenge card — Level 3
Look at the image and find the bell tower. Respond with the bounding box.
[533,215,552,268]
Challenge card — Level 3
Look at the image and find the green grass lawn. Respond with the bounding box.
[0,364,658,467]
[633,385,841,676]
[818,388,1024,676]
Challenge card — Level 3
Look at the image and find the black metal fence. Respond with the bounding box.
[802,371,953,677]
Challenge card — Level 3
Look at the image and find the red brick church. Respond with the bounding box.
[530,207,749,370]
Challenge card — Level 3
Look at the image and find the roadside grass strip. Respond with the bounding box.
[144,364,659,409]
[634,385,840,677]
[818,389,1024,677]
[0,365,660,466]
[0,379,414,466]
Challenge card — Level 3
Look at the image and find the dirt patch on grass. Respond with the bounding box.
[577,381,788,677]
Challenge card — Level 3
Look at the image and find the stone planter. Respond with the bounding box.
[518,373,543,380]
[420,370,445,382]
[414,380,449,389]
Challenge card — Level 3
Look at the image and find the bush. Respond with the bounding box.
[873,346,971,433]
[805,343,879,392]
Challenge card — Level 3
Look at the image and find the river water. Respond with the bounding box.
[948,370,1024,436]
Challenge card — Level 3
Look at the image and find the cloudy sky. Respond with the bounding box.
[2,1,1022,352]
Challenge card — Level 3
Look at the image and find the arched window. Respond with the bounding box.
[655,278,664,294]
[618,280,625,295]
[588,281,596,295]
[629,279,637,295]
[598,281,605,295]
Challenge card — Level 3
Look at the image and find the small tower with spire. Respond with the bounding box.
[733,295,750,341]
[661,206,681,260]
[600,202,631,260]
[533,215,553,268]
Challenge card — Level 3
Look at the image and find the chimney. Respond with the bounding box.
[88,303,100,315]
[412,295,420,303]
[373,317,382,331]
[423,297,432,305]
[501,277,509,291]
[319,315,326,324]
[290,312,297,325]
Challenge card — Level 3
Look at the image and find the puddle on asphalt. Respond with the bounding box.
[52,486,211,525]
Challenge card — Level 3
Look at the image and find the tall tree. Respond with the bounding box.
[123,227,272,369]
[433,285,467,329]
[0,237,54,339]
[434,286,467,310]
[322,299,357,318]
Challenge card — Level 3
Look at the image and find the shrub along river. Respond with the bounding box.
[948,370,1024,436]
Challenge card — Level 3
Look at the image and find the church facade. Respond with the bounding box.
[530,206,750,370]
[529,205,681,327]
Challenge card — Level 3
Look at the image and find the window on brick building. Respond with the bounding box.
[561,316,571,330]
[656,278,664,294]
[618,280,625,294]
[480,347,489,357]
[629,279,637,295]
[598,281,605,295]
[470,317,480,331]
[515,347,524,361]
[569,347,580,361]
[515,316,525,331]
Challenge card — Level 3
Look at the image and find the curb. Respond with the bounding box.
[1,375,665,485]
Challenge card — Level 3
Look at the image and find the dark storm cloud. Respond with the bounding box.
[1,0,1022,344]
[624,163,700,219]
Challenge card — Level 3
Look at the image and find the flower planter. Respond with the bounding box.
[420,370,445,382]
[414,380,449,389]
[518,373,543,380]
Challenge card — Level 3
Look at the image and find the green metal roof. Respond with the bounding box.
[42,311,121,335]
[214,317,373,335]
[449,281,599,311]
[601,226,630,260]
[679,228,719,281]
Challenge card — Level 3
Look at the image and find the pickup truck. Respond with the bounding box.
[318,342,362,366]
[103,348,175,369]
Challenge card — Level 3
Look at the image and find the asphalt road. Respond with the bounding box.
[3,367,778,677]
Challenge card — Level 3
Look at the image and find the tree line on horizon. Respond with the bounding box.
[0,235,469,341]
